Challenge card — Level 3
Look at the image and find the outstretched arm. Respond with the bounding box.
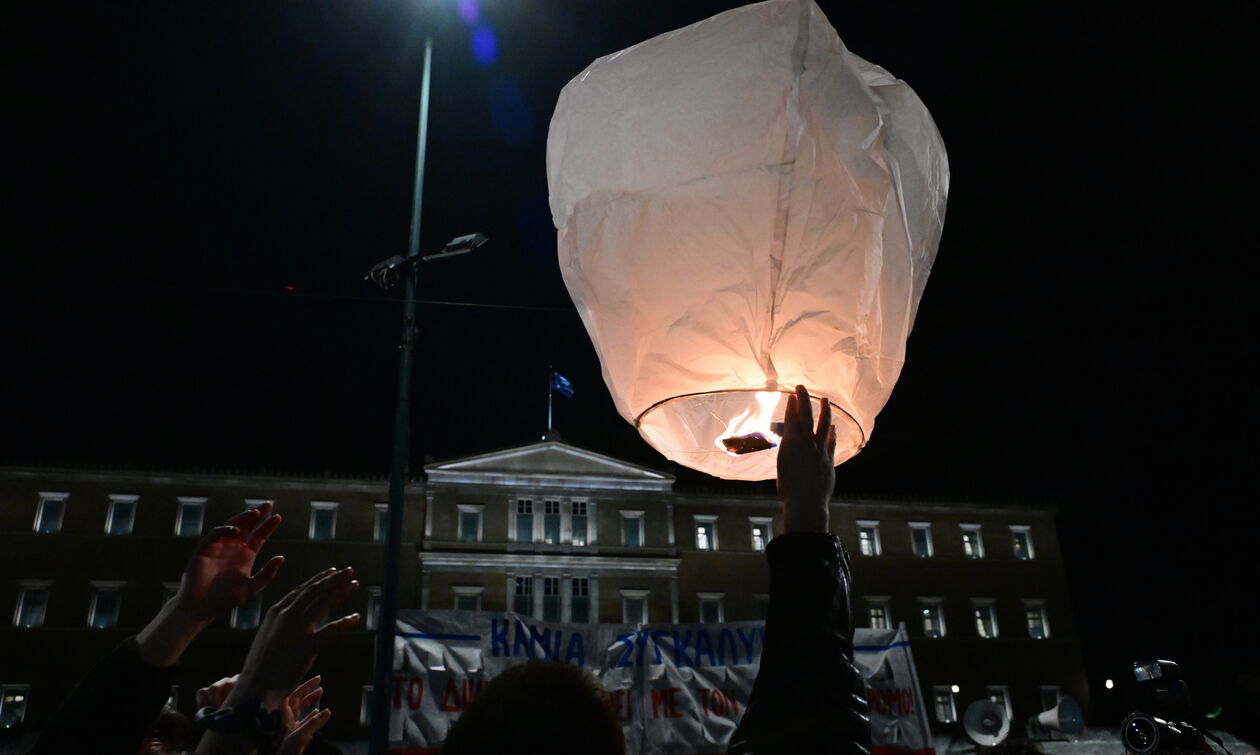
[729,385,871,755]
[32,503,285,755]
[137,503,284,666]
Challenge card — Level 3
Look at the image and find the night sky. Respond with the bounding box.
[5,0,1256,732]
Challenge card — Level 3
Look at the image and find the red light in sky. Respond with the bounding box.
[284,285,295,291]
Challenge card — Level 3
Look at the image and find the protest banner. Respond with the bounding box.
[388,610,932,755]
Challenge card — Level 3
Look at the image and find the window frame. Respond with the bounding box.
[13,580,53,628]
[865,596,892,630]
[931,685,958,723]
[569,577,591,623]
[105,494,139,535]
[457,504,485,543]
[366,587,382,630]
[960,523,985,559]
[88,580,126,629]
[986,685,1013,722]
[697,592,725,624]
[570,500,591,546]
[511,498,535,544]
[749,517,772,552]
[620,588,650,625]
[1010,525,1035,560]
[373,504,389,543]
[231,594,263,630]
[919,598,946,638]
[694,514,718,552]
[856,519,882,557]
[452,585,484,612]
[1023,599,1050,639]
[972,598,999,638]
[542,500,562,545]
[175,497,208,538]
[620,510,645,548]
[308,501,339,541]
[512,575,534,616]
[0,684,32,729]
[909,522,934,557]
[34,492,69,534]
[542,576,562,622]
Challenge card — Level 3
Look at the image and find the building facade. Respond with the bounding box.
[1,439,1089,744]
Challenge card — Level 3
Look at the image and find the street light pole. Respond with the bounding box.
[369,36,433,755]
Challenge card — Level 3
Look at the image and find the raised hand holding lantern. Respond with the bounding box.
[547,0,949,480]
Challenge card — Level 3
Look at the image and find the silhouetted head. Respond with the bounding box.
[441,660,625,755]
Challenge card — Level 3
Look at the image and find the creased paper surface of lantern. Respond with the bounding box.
[547,0,948,480]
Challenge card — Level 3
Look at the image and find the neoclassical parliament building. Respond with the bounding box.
[1,437,1089,743]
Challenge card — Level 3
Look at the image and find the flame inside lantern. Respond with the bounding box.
[715,391,783,455]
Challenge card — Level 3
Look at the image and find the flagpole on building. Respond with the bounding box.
[547,365,554,435]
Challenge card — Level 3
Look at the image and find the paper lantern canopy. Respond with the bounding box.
[547,0,949,480]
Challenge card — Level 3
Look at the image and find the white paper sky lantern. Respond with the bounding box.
[546,0,949,480]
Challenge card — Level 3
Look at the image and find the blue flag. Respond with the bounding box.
[550,371,575,399]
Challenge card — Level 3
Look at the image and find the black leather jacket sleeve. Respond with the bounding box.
[30,636,174,755]
[728,532,872,755]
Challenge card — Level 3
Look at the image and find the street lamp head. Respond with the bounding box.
[364,255,407,289]
[442,233,489,255]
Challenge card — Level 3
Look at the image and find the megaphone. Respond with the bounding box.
[964,699,1010,746]
[1033,696,1084,737]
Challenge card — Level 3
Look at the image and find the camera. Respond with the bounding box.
[1121,660,1210,754]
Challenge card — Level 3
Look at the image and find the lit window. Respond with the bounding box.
[698,593,725,624]
[244,499,271,511]
[1011,526,1035,560]
[866,599,891,630]
[34,492,68,534]
[373,505,389,543]
[175,497,207,538]
[857,520,881,556]
[1039,685,1062,711]
[1024,601,1050,639]
[457,505,483,543]
[366,588,381,630]
[360,686,374,726]
[571,501,590,546]
[106,495,138,535]
[749,517,772,552]
[309,502,338,541]
[621,511,644,547]
[961,524,984,558]
[13,583,51,628]
[570,578,590,623]
[987,685,1013,722]
[909,523,933,557]
[453,586,484,612]
[694,515,718,551]
[513,576,533,616]
[231,595,262,630]
[920,600,946,638]
[543,577,561,622]
[89,582,125,629]
[543,501,562,545]
[621,589,649,624]
[973,601,999,638]
[932,686,957,723]
[515,499,534,543]
[0,685,31,729]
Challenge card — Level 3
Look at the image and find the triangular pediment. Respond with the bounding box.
[424,440,674,492]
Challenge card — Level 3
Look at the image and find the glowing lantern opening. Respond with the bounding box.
[547,0,948,480]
